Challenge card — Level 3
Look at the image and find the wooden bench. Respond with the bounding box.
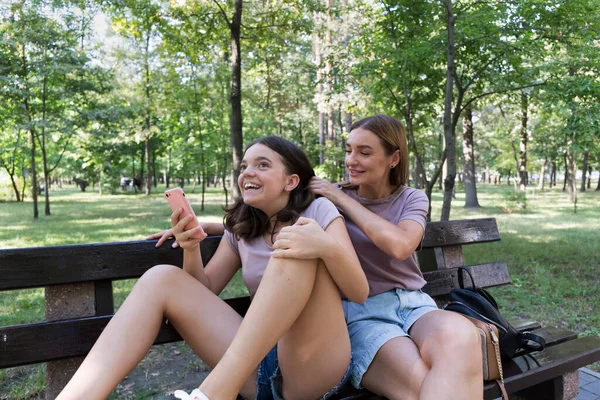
[1,218,599,399]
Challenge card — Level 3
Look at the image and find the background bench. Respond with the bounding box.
[1,218,599,399]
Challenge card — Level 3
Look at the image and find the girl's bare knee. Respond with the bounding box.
[140,264,181,283]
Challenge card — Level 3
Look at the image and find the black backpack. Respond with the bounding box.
[443,267,545,359]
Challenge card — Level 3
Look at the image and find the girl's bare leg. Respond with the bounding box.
[277,261,351,400]
[361,310,483,400]
[200,258,351,400]
[57,265,255,400]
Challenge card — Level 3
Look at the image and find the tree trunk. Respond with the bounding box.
[424,150,446,222]
[566,150,576,201]
[38,74,51,216]
[144,32,152,196]
[152,147,158,188]
[580,150,589,192]
[439,132,445,191]
[519,91,528,192]
[562,154,568,192]
[325,0,334,145]
[229,0,243,200]
[0,138,23,202]
[402,87,426,190]
[7,167,21,201]
[314,13,325,164]
[538,159,547,190]
[587,166,592,189]
[30,124,38,219]
[19,41,38,217]
[441,0,456,221]
[596,170,600,191]
[462,105,480,208]
[550,160,556,188]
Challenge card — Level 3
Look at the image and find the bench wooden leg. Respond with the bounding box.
[46,357,87,400]
[45,283,96,399]
[509,370,579,400]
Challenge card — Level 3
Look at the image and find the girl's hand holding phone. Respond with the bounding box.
[165,188,207,249]
[170,208,207,250]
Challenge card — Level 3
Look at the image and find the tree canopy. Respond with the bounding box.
[1,0,599,219]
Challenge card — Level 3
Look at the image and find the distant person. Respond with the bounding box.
[58,136,367,400]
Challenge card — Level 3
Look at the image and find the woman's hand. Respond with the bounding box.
[271,217,331,259]
[170,208,207,250]
[308,177,344,205]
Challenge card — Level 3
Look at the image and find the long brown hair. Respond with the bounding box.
[350,114,409,187]
[224,136,315,240]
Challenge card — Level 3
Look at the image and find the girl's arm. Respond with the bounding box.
[171,211,240,295]
[309,177,424,260]
[147,222,226,248]
[272,217,368,303]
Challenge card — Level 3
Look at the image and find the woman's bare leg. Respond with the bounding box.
[200,258,351,400]
[361,310,483,400]
[360,337,428,400]
[57,265,254,400]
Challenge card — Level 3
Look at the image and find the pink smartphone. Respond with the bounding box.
[165,188,206,239]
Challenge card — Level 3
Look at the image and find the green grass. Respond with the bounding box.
[0,182,599,398]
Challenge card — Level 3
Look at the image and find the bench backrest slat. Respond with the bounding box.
[421,218,500,249]
[0,238,221,291]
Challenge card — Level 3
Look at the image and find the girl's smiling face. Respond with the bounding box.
[238,144,299,215]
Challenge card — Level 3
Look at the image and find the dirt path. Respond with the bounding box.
[110,343,211,400]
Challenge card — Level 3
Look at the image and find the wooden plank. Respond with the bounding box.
[0,237,221,291]
[94,280,114,316]
[0,296,251,369]
[510,318,542,332]
[422,218,500,249]
[422,262,510,297]
[512,327,578,357]
[483,336,600,399]
[441,245,464,269]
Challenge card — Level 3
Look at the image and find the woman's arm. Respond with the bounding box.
[272,217,368,303]
[309,178,424,260]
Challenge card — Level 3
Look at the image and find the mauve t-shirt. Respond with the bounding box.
[224,197,342,297]
[341,185,429,296]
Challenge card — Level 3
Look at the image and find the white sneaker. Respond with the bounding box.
[173,388,210,400]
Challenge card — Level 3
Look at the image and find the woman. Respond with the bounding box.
[58,136,368,400]
[275,115,483,399]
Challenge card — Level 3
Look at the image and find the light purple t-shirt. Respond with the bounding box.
[342,185,429,296]
[224,197,342,297]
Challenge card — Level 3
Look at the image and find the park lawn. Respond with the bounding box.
[0,183,598,398]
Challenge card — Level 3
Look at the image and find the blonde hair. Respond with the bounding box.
[350,114,409,187]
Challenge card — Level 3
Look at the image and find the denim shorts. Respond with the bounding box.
[343,288,438,388]
[254,345,352,400]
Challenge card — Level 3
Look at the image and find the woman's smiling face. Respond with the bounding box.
[238,144,298,215]
[345,127,397,190]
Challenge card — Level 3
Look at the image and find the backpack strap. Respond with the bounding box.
[519,332,546,352]
[496,379,509,400]
[457,267,477,290]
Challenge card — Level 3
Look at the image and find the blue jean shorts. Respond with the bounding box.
[343,288,438,388]
[254,345,352,400]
